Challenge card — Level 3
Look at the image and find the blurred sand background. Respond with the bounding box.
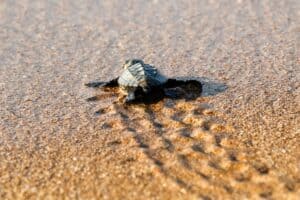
[0,0,299,199]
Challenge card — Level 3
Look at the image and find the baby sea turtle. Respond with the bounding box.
[85,59,202,103]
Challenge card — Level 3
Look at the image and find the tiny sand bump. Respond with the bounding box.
[253,164,270,175]
[190,128,208,139]
[191,143,206,154]
[210,124,227,133]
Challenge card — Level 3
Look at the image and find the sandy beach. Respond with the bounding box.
[0,0,299,199]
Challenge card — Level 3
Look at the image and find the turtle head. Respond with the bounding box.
[123,59,144,69]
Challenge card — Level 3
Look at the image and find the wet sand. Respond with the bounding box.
[0,0,299,199]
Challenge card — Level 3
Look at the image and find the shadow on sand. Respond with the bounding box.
[174,76,228,97]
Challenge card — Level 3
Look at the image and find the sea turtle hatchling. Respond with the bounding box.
[85,59,202,103]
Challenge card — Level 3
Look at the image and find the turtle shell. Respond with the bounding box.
[118,62,167,88]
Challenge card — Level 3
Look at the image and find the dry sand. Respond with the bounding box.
[0,0,299,199]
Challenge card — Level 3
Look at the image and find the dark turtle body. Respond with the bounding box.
[85,59,202,103]
[117,59,168,102]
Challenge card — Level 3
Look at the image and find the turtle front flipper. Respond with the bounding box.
[85,77,119,88]
[85,82,106,88]
[163,78,187,88]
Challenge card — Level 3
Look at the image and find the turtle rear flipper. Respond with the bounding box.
[85,77,119,88]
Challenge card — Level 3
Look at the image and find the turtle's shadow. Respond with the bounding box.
[178,76,228,97]
[131,77,227,105]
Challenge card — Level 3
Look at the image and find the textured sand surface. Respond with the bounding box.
[0,0,299,199]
